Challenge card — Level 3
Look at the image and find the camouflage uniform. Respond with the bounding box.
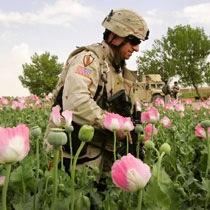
[44,9,149,173]
[172,82,180,99]
[162,81,171,103]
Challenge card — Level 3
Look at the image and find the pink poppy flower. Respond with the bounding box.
[104,113,123,131]
[144,123,158,141]
[50,105,73,127]
[62,110,73,126]
[193,106,201,111]
[0,97,9,105]
[141,107,160,123]
[45,93,53,100]
[50,105,62,126]
[155,97,164,107]
[185,99,192,105]
[111,153,151,192]
[0,124,30,164]
[29,94,39,101]
[164,103,174,111]
[35,98,41,105]
[17,97,26,104]
[11,101,26,110]
[122,117,134,132]
[195,124,210,139]
[200,102,209,109]
[175,104,185,112]
[160,116,172,128]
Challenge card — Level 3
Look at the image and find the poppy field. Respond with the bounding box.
[0,95,210,210]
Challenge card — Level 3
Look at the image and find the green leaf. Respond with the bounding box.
[144,164,182,210]
[201,178,210,199]
[10,157,36,192]
[144,177,171,210]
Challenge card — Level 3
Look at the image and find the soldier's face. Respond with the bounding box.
[119,38,140,60]
[109,34,140,60]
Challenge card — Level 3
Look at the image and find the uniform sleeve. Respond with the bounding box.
[62,50,107,129]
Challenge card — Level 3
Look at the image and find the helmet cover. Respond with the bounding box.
[102,9,149,40]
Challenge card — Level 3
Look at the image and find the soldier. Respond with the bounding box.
[44,9,149,175]
[162,80,172,103]
[172,81,180,99]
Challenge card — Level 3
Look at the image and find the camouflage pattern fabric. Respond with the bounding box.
[102,9,149,40]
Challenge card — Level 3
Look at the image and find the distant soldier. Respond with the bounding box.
[162,80,171,103]
[172,81,180,99]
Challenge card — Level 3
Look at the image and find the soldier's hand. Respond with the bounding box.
[116,130,133,144]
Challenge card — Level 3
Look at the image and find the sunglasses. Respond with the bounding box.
[126,36,141,46]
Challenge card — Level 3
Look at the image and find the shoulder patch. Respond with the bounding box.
[75,66,92,78]
[83,54,94,67]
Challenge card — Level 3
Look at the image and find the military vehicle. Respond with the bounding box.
[135,74,165,103]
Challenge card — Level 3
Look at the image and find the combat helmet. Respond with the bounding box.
[102,9,149,41]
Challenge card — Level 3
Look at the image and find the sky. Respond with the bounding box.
[0,0,210,97]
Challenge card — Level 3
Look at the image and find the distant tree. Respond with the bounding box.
[137,25,210,100]
[19,52,63,97]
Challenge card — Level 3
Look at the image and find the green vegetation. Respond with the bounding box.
[1,98,210,209]
[19,52,63,97]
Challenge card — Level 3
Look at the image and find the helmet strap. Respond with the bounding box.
[110,39,129,73]
[103,30,129,73]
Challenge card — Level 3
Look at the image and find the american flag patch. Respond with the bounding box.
[75,66,92,78]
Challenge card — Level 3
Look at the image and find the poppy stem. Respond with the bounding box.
[2,163,12,210]
[51,147,60,210]
[71,141,86,210]
[137,189,143,210]
[33,135,40,210]
[69,131,73,174]
[126,132,129,154]
[113,131,117,161]
[205,130,210,178]
[157,152,165,183]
